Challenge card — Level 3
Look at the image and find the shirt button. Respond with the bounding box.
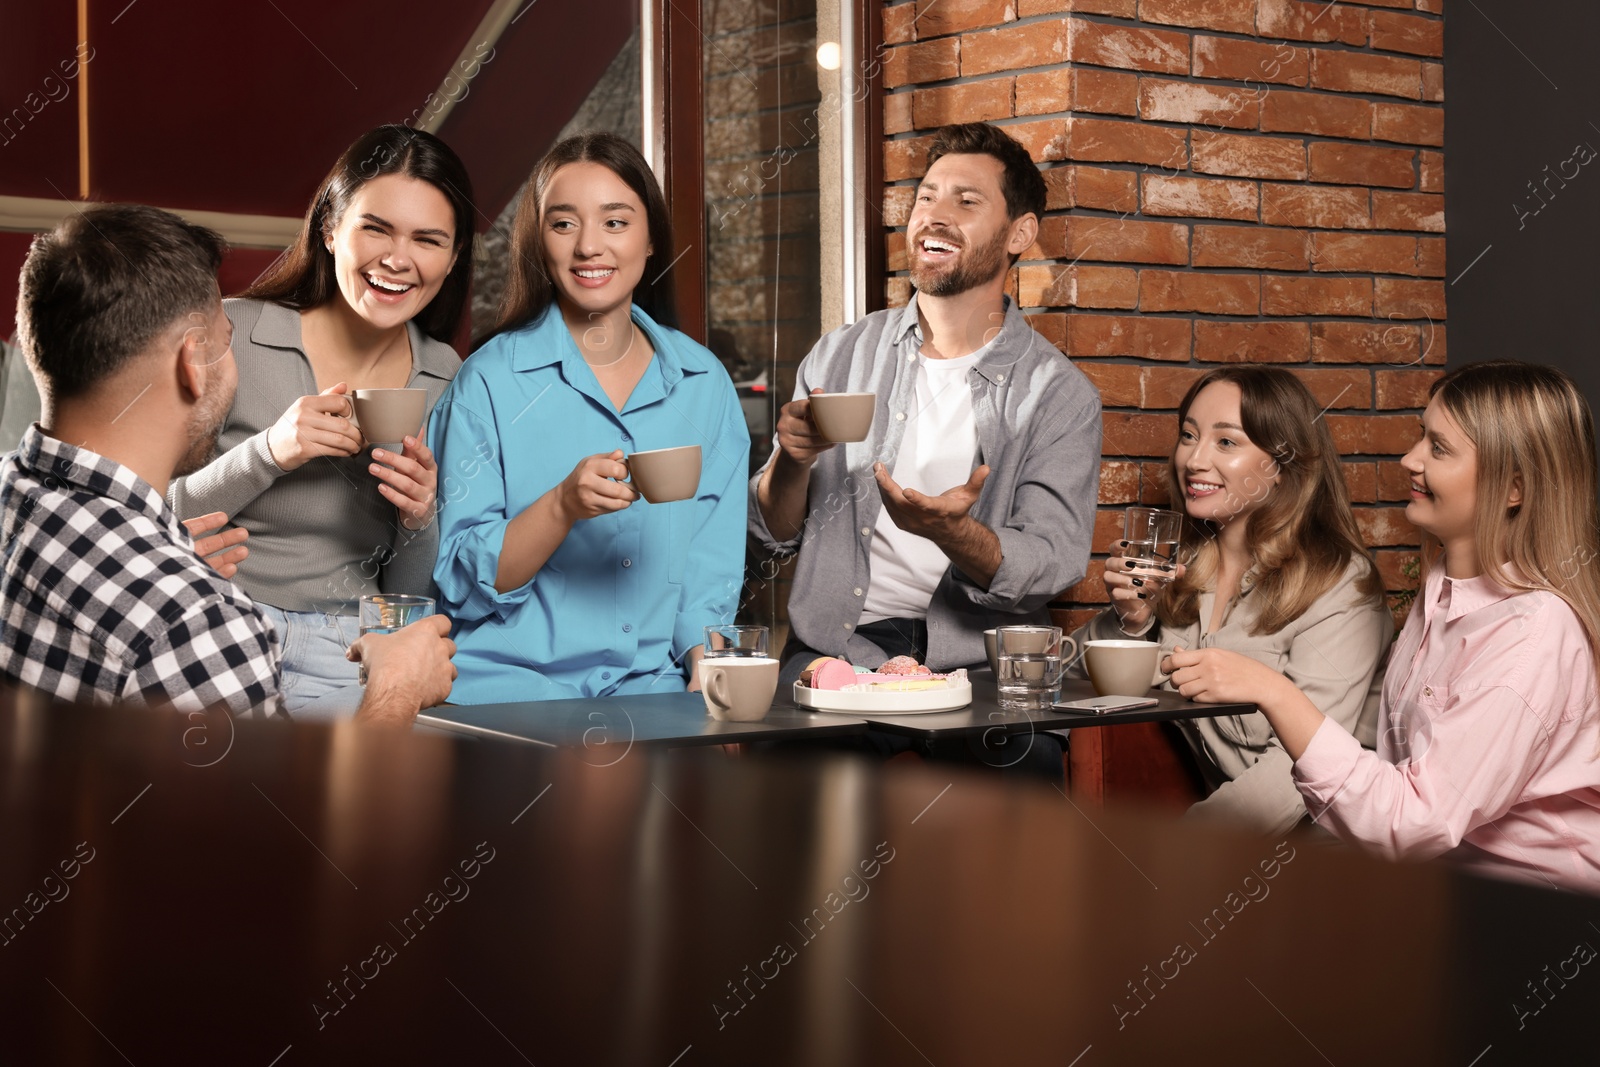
[622,559,632,568]
[853,587,863,596]
[861,527,871,536]
[895,412,906,421]
[995,373,1006,383]
[843,623,853,630]
[1423,686,1432,696]
[602,671,612,680]
[623,624,632,633]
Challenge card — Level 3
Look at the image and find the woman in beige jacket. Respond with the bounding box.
[1075,367,1392,835]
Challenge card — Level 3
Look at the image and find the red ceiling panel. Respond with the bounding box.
[0,3,81,199]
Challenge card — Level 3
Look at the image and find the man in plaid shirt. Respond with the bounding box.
[2,204,455,723]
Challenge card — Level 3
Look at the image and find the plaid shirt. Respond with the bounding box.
[0,426,284,718]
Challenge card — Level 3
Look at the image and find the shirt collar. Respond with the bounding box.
[1421,557,1524,622]
[509,304,697,387]
[248,300,459,381]
[895,291,1023,386]
[15,424,186,542]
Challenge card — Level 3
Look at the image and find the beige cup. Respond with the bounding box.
[701,657,780,722]
[808,392,876,443]
[984,629,998,674]
[1084,640,1161,698]
[626,445,701,504]
[352,388,427,446]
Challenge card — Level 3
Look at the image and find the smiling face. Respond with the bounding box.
[325,174,458,331]
[1401,397,1481,551]
[1173,382,1282,527]
[539,161,652,321]
[907,152,1025,298]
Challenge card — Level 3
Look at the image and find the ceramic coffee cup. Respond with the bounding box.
[701,657,780,722]
[351,388,427,446]
[808,392,876,443]
[984,629,998,675]
[1084,640,1161,698]
[626,445,701,504]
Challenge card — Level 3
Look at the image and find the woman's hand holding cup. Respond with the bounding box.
[267,382,362,471]
[371,436,439,531]
[555,450,639,523]
[1103,541,1182,634]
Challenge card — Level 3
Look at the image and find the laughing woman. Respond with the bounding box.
[429,133,748,704]
[1172,362,1600,892]
[171,125,474,718]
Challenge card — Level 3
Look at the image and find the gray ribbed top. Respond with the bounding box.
[169,298,460,613]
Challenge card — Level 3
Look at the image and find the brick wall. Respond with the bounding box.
[879,0,1446,628]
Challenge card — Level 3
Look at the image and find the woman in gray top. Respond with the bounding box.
[1076,367,1392,835]
[171,126,474,718]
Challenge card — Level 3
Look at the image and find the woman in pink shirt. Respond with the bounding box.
[1167,361,1600,894]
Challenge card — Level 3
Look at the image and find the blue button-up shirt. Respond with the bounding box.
[430,306,749,704]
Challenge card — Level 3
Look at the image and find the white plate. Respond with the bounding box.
[793,679,973,715]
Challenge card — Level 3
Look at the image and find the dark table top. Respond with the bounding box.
[418,689,869,750]
[1,694,1594,1064]
[784,675,1256,739]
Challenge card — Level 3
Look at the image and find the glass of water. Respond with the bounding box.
[1124,507,1183,586]
[995,625,1072,710]
[704,624,769,659]
[356,594,435,684]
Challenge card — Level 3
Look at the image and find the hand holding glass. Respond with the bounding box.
[357,594,435,685]
[1123,507,1183,586]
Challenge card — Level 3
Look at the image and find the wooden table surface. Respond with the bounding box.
[0,692,1592,1064]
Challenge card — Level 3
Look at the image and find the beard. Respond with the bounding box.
[175,383,231,478]
[908,224,1011,298]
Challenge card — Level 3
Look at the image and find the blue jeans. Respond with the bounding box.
[256,604,364,721]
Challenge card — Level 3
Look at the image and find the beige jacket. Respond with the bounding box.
[1073,557,1391,836]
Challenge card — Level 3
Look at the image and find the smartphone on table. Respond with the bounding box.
[1052,695,1159,714]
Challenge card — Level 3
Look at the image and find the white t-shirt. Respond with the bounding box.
[860,346,985,622]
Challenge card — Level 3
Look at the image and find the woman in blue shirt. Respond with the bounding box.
[430,133,748,703]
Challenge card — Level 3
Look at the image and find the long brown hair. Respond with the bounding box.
[1430,360,1600,681]
[240,125,476,343]
[1159,367,1383,635]
[490,133,678,340]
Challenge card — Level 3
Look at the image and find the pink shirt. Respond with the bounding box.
[1293,561,1600,894]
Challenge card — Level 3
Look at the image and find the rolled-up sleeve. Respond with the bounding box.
[676,398,752,661]
[428,370,532,624]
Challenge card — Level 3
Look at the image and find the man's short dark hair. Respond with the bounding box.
[925,122,1048,223]
[15,203,225,400]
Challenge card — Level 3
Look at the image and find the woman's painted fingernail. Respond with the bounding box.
[1131,577,1144,587]
[1137,592,1148,600]
[1117,540,1128,548]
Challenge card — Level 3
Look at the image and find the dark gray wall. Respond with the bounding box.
[1445,2,1600,414]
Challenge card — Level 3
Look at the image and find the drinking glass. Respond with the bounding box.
[1123,507,1183,586]
[356,594,435,685]
[995,625,1072,710]
[704,624,769,659]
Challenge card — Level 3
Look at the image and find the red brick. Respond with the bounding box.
[1375,549,1421,591]
[1104,412,1181,457]
[1140,271,1261,315]
[1069,67,1141,116]
[1296,368,1373,410]
[1311,49,1422,99]
[1061,560,1110,604]
[1072,166,1139,212]
[1070,118,1188,168]
[1192,132,1306,181]
[1008,117,1073,162]
[1311,232,1419,275]
[1100,459,1142,504]
[884,2,917,45]
[1139,78,1260,129]
[1018,264,1141,308]
[1376,463,1415,504]
[883,38,961,88]
[1308,142,1416,188]
[1375,278,1446,320]
[1056,215,1191,265]
[1372,102,1445,147]
[963,20,1068,76]
[1021,0,1136,12]
[887,231,907,272]
[1263,276,1373,316]
[1417,237,1445,278]
[886,276,912,307]
[1313,321,1421,364]
[1139,366,1207,408]
[1193,36,1310,87]
[1415,0,1443,13]
[1139,0,1256,33]
[883,186,916,226]
[1042,168,1074,211]
[1422,62,1444,102]
[1423,323,1446,365]
[1330,417,1420,455]
[1142,175,1259,221]
[913,0,1014,38]
[1373,191,1445,233]
[1356,507,1420,546]
[913,78,1014,126]
[1192,225,1311,270]
[1262,183,1371,228]
[1015,68,1071,116]
[883,135,936,181]
[884,92,913,135]
[1139,462,1177,506]
[1258,0,1370,47]
[1063,313,1192,359]
[1068,19,1191,74]
[1345,461,1377,504]
[1260,90,1372,139]
[1376,369,1444,409]
[1195,320,1311,362]
[1419,150,1444,193]
[1370,10,1444,57]
[1081,362,1143,406]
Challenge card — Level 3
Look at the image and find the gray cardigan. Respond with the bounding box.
[169,298,460,613]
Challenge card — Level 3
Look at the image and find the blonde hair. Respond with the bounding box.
[1430,360,1600,682]
[1158,367,1383,635]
